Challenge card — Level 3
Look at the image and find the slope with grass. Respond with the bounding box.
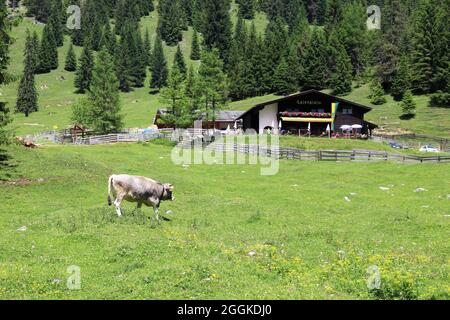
[1,4,268,137]
[0,142,449,299]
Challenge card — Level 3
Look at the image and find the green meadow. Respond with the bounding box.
[0,142,449,299]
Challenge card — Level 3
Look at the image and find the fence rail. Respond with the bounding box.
[206,143,450,163]
[73,133,170,145]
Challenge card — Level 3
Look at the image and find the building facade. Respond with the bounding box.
[238,90,377,136]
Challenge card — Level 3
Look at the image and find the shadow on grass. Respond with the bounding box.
[0,148,18,180]
[400,114,416,120]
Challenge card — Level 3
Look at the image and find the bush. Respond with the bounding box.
[429,92,450,108]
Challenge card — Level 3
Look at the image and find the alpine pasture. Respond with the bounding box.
[1,142,449,299]
[1,1,449,300]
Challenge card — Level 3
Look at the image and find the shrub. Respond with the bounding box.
[429,91,450,108]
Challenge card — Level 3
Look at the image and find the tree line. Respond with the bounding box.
[9,0,450,133]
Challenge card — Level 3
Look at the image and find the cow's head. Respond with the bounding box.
[162,184,175,201]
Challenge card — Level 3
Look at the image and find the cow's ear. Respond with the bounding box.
[165,184,174,191]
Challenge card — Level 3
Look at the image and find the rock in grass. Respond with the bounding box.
[344,197,351,202]
[248,250,257,257]
[379,187,390,191]
[414,188,428,193]
[17,226,27,232]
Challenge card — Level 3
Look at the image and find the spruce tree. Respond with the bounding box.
[190,30,201,60]
[237,0,255,20]
[0,1,11,143]
[263,17,288,91]
[197,49,228,127]
[330,44,353,96]
[303,28,328,90]
[400,90,416,116]
[36,23,58,73]
[143,28,152,66]
[391,55,411,101]
[157,0,185,46]
[74,44,94,93]
[16,33,38,117]
[49,0,64,47]
[227,41,245,100]
[30,31,39,73]
[150,36,168,90]
[369,79,387,105]
[202,0,232,64]
[273,58,296,95]
[409,0,443,94]
[115,29,134,92]
[101,23,116,58]
[88,49,123,134]
[159,67,189,128]
[173,45,187,78]
[65,43,77,72]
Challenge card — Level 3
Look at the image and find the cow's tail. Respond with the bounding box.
[108,175,114,206]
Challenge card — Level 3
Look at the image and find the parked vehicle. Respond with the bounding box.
[420,145,440,153]
[389,142,403,149]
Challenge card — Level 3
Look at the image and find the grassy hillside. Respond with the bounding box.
[1,4,268,137]
[0,143,449,299]
[2,6,448,140]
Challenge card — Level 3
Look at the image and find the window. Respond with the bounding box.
[342,108,353,115]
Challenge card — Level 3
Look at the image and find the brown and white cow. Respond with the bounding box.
[108,174,174,223]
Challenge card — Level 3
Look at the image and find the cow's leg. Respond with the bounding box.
[152,204,160,224]
[114,194,125,217]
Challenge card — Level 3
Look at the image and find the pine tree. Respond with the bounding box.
[143,28,152,66]
[263,17,289,91]
[150,36,168,90]
[303,28,328,90]
[173,45,187,78]
[237,0,255,19]
[202,0,232,64]
[87,49,123,133]
[227,41,245,100]
[391,55,411,101]
[16,33,38,117]
[192,0,207,33]
[30,31,39,73]
[115,33,134,92]
[74,44,94,93]
[197,49,228,127]
[157,0,185,46]
[273,58,296,95]
[159,67,189,128]
[409,0,446,94]
[129,26,147,88]
[49,0,64,47]
[36,23,58,73]
[24,0,52,22]
[100,23,116,58]
[65,43,77,72]
[0,1,12,143]
[330,44,353,96]
[190,30,201,60]
[400,90,416,116]
[369,79,387,105]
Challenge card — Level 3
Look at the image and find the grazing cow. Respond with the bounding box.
[107,174,174,223]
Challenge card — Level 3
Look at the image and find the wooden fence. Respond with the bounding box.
[206,143,450,163]
[73,132,170,145]
[372,134,450,152]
